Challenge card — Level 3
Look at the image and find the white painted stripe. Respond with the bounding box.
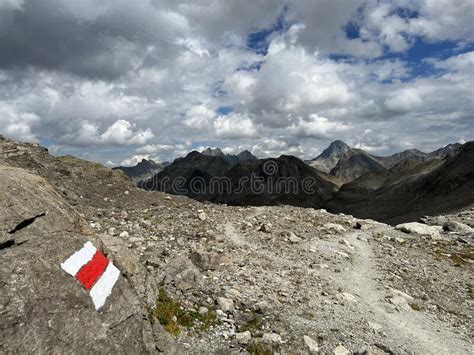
[89,262,120,310]
[61,241,97,277]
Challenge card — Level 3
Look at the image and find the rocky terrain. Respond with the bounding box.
[1,135,473,354]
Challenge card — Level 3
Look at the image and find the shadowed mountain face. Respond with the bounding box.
[326,141,474,224]
[201,148,257,165]
[213,156,339,208]
[329,149,386,183]
[144,152,339,208]
[143,151,232,197]
[113,159,169,183]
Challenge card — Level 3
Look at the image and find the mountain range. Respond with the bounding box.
[327,141,474,224]
[133,140,472,224]
[307,140,462,183]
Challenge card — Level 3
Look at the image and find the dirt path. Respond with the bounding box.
[342,230,472,354]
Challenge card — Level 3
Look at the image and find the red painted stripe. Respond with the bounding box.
[75,250,109,290]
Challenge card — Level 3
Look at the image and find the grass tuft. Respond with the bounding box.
[152,288,217,336]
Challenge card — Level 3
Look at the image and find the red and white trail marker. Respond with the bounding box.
[61,241,120,310]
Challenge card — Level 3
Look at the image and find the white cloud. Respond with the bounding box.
[120,154,150,167]
[290,114,351,139]
[4,112,39,143]
[213,113,258,139]
[183,105,215,131]
[99,120,154,145]
[385,90,423,112]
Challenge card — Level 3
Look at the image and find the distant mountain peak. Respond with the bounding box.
[237,150,257,161]
[320,140,350,158]
[306,140,351,173]
[202,147,225,157]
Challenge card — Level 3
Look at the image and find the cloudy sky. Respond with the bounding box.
[0,0,473,166]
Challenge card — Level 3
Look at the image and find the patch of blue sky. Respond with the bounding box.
[217,106,234,116]
[246,6,289,55]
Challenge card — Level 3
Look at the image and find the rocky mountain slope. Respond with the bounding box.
[1,135,472,354]
[308,140,462,184]
[144,152,340,208]
[114,158,170,183]
[329,149,386,184]
[327,141,474,224]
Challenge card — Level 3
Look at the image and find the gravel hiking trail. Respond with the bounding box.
[340,230,472,354]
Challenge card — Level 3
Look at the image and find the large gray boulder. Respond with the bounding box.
[0,163,173,353]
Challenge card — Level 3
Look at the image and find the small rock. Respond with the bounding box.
[124,190,129,195]
[216,309,226,318]
[288,232,301,244]
[121,211,128,219]
[342,239,354,249]
[395,222,442,238]
[258,224,270,233]
[198,212,207,221]
[368,321,382,332]
[443,221,473,234]
[119,231,129,238]
[198,307,208,315]
[254,301,270,313]
[165,196,172,200]
[191,250,232,271]
[225,288,241,300]
[303,335,319,353]
[386,288,414,310]
[235,331,251,345]
[323,223,347,234]
[342,292,357,302]
[388,288,414,301]
[217,297,234,312]
[334,345,350,355]
[262,333,282,344]
[336,251,350,259]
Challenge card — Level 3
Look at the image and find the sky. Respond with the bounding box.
[0,0,473,167]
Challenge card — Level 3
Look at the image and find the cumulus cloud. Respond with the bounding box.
[0,0,472,164]
[99,120,154,145]
[213,113,258,139]
[385,90,423,112]
[290,115,351,139]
